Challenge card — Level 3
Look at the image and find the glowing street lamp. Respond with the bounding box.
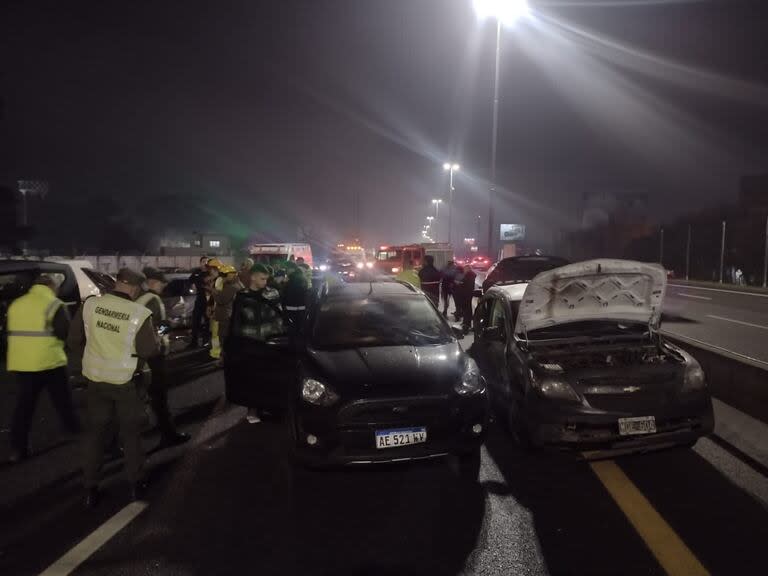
[442,163,460,245]
[431,198,443,225]
[473,0,530,256]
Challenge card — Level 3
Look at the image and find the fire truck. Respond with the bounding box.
[374,243,453,276]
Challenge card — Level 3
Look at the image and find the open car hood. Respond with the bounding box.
[514,259,667,336]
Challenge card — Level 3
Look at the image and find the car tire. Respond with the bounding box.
[456,450,481,483]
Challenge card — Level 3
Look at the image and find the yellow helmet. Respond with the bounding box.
[207,258,223,269]
[220,264,237,274]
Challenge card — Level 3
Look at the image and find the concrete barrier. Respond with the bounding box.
[667,336,768,426]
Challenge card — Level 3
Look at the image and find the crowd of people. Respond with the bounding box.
[414,256,477,333]
[4,255,314,507]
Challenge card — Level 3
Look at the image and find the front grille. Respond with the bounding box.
[338,395,452,425]
[584,391,670,413]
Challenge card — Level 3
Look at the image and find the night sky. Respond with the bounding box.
[1,0,767,252]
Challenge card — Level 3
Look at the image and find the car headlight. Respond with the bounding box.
[365,262,374,269]
[318,264,328,272]
[301,378,340,406]
[530,371,580,403]
[356,262,364,269]
[455,358,485,396]
[391,267,400,273]
[682,360,706,392]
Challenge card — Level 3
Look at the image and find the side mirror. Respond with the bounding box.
[482,326,505,342]
[452,326,465,340]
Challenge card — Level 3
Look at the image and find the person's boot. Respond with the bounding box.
[159,430,191,448]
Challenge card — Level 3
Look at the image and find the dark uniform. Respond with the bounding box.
[418,259,442,307]
[189,265,210,347]
[281,269,309,340]
[455,267,477,333]
[440,262,457,316]
[138,268,190,447]
[68,268,159,505]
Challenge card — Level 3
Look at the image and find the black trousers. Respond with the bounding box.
[11,367,80,455]
[459,296,474,330]
[441,287,453,314]
[147,357,177,438]
[190,296,209,344]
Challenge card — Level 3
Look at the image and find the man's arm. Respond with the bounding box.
[135,317,160,359]
[52,304,71,342]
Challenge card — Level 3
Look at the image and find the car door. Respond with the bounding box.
[471,296,507,398]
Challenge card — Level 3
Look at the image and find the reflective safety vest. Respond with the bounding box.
[82,293,152,385]
[135,291,166,321]
[6,285,68,372]
[396,269,421,288]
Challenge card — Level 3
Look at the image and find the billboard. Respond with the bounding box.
[500,224,525,242]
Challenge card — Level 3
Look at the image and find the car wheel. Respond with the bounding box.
[456,450,481,483]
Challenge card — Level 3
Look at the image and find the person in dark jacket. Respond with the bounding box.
[418,255,442,307]
[454,266,477,333]
[440,261,457,317]
[188,256,210,348]
[281,268,309,340]
[225,264,287,425]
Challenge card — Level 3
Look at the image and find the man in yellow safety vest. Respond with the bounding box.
[6,274,80,463]
[68,267,160,507]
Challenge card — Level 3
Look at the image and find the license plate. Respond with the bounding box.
[375,427,427,449]
[618,416,657,436]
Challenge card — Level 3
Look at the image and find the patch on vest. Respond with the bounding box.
[96,319,121,333]
[94,306,131,321]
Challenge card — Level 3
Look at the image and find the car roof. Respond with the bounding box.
[486,283,528,302]
[325,281,420,300]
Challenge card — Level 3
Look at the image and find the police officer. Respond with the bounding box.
[281,266,309,340]
[6,274,80,463]
[188,256,210,348]
[418,255,442,307]
[137,267,191,447]
[68,268,160,506]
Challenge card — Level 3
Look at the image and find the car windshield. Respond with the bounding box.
[312,295,453,349]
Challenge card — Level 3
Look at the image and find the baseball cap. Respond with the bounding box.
[143,267,168,283]
[116,267,146,286]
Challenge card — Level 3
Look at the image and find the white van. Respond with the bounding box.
[249,243,313,267]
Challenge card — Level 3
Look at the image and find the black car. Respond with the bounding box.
[225,281,489,480]
[481,255,570,294]
[472,259,714,458]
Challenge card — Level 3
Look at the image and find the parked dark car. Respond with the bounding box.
[224,281,489,480]
[481,255,570,294]
[472,259,714,458]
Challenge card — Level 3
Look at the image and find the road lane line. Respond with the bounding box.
[38,501,148,576]
[675,292,712,301]
[590,461,709,576]
[660,330,768,369]
[668,284,768,299]
[706,314,768,331]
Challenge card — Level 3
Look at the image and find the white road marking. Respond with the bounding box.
[675,292,712,301]
[38,501,148,576]
[706,314,768,331]
[668,284,768,299]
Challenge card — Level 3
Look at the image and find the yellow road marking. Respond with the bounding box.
[590,460,709,576]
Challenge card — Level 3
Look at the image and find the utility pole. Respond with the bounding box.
[763,215,768,288]
[487,19,502,259]
[659,227,664,266]
[685,224,691,281]
[719,220,726,284]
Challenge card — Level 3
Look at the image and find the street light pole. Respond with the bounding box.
[685,224,691,281]
[443,163,459,246]
[719,220,726,284]
[487,18,502,260]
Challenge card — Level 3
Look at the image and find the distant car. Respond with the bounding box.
[162,273,197,330]
[481,255,570,294]
[471,259,714,457]
[470,256,492,271]
[225,281,489,480]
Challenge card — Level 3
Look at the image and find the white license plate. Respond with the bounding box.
[375,427,427,449]
[618,416,657,436]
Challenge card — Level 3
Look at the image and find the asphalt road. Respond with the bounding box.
[2,352,768,576]
[662,284,768,366]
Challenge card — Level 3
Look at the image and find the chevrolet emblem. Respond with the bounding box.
[623,386,641,393]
